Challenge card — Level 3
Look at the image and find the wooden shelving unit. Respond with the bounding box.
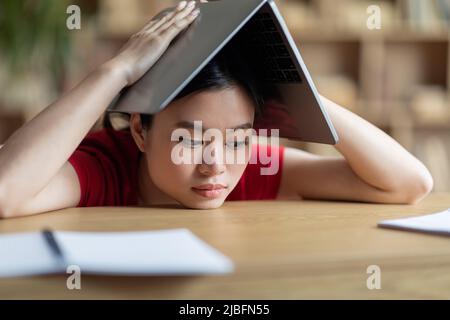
[277,0,450,191]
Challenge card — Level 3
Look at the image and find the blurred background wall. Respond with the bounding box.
[0,0,449,191]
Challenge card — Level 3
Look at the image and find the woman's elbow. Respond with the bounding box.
[409,170,434,204]
[0,203,12,219]
[0,187,17,219]
[0,189,8,219]
[0,199,15,219]
[400,170,434,205]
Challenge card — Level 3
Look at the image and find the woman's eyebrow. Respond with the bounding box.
[174,121,252,130]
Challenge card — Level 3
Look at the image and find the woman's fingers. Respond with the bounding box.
[137,1,185,35]
[147,1,192,33]
[111,1,203,85]
[143,11,177,33]
[142,11,171,32]
[159,7,199,40]
[161,9,199,40]
[159,1,197,31]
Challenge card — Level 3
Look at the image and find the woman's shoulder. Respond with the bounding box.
[69,128,140,206]
[72,127,141,181]
[80,128,138,156]
[227,143,285,201]
[83,127,133,144]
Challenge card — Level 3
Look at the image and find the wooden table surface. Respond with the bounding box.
[1,193,450,299]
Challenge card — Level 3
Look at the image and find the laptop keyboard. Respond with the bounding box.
[238,12,302,84]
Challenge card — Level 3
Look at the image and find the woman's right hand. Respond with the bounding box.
[106,1,200,86]
[0,2,204,219]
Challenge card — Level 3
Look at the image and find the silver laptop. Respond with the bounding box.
[107,0,339,144]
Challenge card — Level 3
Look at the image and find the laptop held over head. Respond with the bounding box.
[107,0,339,144]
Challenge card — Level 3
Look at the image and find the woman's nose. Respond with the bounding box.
[197,142,226,176]
[197,161,226,176]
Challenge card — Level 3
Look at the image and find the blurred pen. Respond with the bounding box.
[42,228,67,269]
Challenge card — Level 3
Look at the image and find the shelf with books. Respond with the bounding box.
[282,0,450,191]
[296,38,362,115]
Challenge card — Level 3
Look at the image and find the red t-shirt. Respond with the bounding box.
[68,128,285,207]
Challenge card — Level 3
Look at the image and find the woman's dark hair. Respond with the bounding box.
[103,44,273,130]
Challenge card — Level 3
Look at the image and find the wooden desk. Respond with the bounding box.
[1,193,449,299]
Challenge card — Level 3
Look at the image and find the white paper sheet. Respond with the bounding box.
[0,232,62,277]
[0,228,234,277]
[378,208,450,235]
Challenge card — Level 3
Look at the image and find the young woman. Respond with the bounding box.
[0,1,433,219]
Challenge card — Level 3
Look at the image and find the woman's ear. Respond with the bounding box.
[130,113,147,153]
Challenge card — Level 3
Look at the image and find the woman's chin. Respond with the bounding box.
[180,197,226,210]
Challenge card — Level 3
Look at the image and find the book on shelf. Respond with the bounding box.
[415,136,450,192]
[409,85,450,126]
[314,74,359,114]
[404,0,449,32]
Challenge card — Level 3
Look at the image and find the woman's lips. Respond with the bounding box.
[191,184,227,199]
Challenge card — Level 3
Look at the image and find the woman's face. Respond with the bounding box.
[131,86,255,209]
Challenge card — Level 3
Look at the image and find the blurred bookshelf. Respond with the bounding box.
[0,0,449,191]
[278,0,450,192]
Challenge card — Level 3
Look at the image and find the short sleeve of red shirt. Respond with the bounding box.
[67,128,140,207]
[68,129,285,207]
[226,143,285,201]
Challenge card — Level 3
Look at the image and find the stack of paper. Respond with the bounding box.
[378,208,450,236]
[0,229,234,277]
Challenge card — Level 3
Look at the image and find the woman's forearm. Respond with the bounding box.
[0,2,200,215]
[0,2,199,215]
[0,62,127,208]
[321,95,433,197]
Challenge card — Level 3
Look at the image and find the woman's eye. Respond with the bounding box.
[226,139,249,149]
[179,137,203,148]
